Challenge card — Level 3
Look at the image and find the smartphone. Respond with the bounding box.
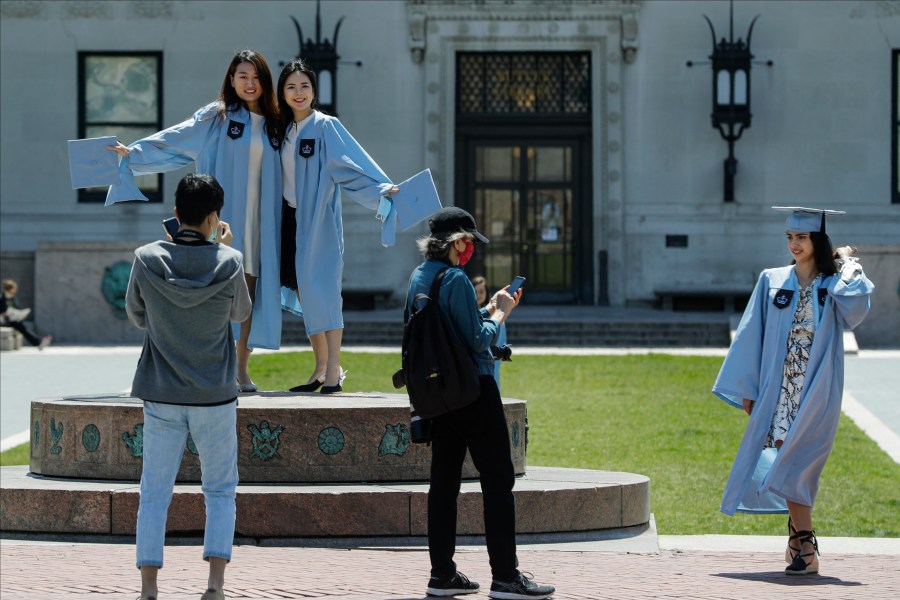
[162,217,180,239]
[507,276,526,296]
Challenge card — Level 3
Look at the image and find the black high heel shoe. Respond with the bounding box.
[319,368,347,394]
[290,374,324,393]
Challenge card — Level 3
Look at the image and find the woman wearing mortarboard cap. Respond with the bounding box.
[712,207,874,575]
[106,50,283,394]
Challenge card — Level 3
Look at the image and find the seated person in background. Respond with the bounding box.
[470,275,506,388]
[0,278,51,349]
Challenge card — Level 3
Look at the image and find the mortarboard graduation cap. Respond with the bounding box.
[772,206,846,234]
[67,136,120,189]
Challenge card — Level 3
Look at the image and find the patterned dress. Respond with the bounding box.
[766,278,819,448]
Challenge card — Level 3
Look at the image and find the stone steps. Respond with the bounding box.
[0,465,650,538]
[282,319,730,347]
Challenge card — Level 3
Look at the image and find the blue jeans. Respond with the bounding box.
[135,400,239,568]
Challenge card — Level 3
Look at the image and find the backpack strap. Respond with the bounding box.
[429,267,451,306]
[405,266,451,324]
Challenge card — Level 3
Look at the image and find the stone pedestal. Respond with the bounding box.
[2,390,654,539]
[35,241,145,344]
[30,392,527,483]
[852,244,900,348]
[0,465,650,537]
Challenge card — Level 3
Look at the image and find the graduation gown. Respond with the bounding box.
[281,111,393,335]
[105,102,284,350]
[712,261,874,515]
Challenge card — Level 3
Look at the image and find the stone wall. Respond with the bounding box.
[853,244,900,348]
[35,241,145,344]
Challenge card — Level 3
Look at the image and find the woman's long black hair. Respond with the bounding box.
[276,59,319,137]
[791,231,837,277]
[217,50,282,145]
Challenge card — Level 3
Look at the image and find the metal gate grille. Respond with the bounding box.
[457,52,591,116]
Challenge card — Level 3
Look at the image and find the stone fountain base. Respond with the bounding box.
[1,391,651,538]
[0,465,649,537]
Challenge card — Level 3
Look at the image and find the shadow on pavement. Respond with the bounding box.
[712,572,863,586]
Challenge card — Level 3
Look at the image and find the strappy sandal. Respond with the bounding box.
[785,517,800,563]
[785,529,819,575]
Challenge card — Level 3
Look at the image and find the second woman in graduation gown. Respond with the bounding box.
[712,208,874,576]
[106,50,283,392]
[277,59,397,394]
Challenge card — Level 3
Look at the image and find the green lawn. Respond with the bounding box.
[0,441,29,467]
[4,351,897,537]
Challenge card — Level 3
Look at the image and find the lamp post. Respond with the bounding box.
[688,1,770,202]
[287,0,344,116]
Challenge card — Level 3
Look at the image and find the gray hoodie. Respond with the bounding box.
[126,240,252,405]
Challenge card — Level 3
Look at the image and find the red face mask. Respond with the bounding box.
[457,239,475,266]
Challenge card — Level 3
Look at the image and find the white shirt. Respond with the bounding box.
[243,112,265,276]
[281,113,315,208]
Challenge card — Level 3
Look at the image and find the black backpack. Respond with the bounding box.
[394,266,481,419]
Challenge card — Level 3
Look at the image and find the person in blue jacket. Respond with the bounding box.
[276,59,397,394]
[407,207,554,600]
[106,50,282,393]
[712,207,874,576]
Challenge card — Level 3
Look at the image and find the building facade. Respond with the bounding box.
[2,0,898,330]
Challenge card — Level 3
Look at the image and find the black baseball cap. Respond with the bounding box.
[428,207,490,243]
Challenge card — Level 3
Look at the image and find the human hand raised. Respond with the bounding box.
[217,220,233,246]
[106,140,130,157]
[492,286,521,314]
[834,245,857,258]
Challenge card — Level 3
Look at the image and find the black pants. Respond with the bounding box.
[6,320,40,346]
[428,375,518,581]
[280,199,298,291]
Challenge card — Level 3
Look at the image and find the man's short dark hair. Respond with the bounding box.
[175,173,224,226]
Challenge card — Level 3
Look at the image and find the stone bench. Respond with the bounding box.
[655,286,751,313]
[0,326,23,351]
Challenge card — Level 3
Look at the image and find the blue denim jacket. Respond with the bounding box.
[406,260,500,376]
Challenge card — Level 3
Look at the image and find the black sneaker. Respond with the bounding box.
[426,571,480,596]
[488,571,555,599]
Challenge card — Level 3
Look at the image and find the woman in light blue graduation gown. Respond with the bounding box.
[712,207,873,576]
[471,275,506,388]
[106,50,283,392]
[277,59,397,393]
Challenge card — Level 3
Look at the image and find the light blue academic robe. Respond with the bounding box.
[281,111,393,335]
[493,321,507,387]
[105,102,284,350]
[712,262,873,515]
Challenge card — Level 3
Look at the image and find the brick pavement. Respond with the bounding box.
[2,540,898,600]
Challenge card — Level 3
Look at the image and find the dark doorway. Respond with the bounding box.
[455,52,594,303]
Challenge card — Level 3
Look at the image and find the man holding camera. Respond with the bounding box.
[125,173,251,600]
[406,207,555,599]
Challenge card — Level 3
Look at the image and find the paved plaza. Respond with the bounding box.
[2,343,898,599]
[1,536,899,599]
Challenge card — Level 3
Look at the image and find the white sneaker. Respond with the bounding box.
[237,380,257,393]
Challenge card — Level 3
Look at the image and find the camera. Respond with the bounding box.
[410,410,432,444]
[491,344,513,362]
[392,368,406,389]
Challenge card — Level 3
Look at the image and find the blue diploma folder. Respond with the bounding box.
[67,136,120,189]
[393,169,442,231]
